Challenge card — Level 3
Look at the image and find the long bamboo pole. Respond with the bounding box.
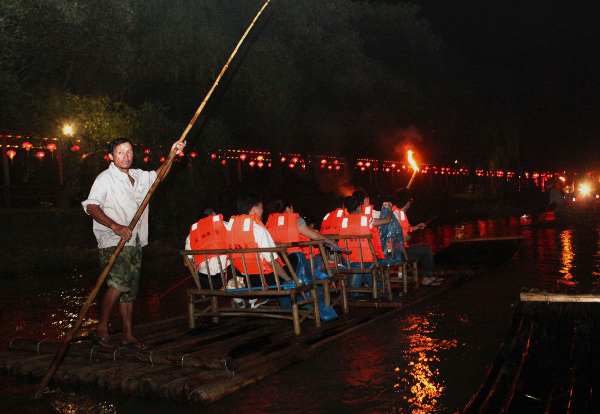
[35,0,273,398]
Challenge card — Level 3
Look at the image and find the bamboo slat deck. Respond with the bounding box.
[463,291,600,413]
[1,271,470,404]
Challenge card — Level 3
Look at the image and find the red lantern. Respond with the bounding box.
[190,152,197,158]
[239,154,246,161]
[292,157,298,163]
[7,149,16,161]
[22,142,32,151]
[327,165,332,170]
[333,160,339,165]
[249,161,256,167]
[320,165,325,169]
[321,159,327,164]
[360,167,365,171]
[257,161,264,168]
[280,156,286,162]
[71,145,80,151]
[143,157,149,163]
[268,163,272,167]
[221,160,226,165]
[257,155,264,161]
[357,161,363,166]
[177,151,184,157]
[302,164,306,169]
[104,154,110,161]
[36,151,45,159]
[82,153,88,159]
[335,165,340,170]
[365,162,371,167]
[289,163,295,168]
[144,149,151,154]
[211,153,216,159]
[160,157,165,162]
[46,143,57,152]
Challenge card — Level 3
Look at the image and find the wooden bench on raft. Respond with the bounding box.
[388,248,420,294]
[284,240,349,315]
[181,245,320,335]
[327,234,393,301]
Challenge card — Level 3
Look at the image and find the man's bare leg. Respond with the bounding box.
[94,287,121,347]
[120,301,136,344]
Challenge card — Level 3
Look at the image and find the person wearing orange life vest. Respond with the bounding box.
[352,188,404,262]
[226,192,292,290]
[266,199,338,282]
[184,207,240,291]
[393,188,441,286]
[341,194,394,290]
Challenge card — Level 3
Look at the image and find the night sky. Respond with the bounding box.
[412,0,600,171]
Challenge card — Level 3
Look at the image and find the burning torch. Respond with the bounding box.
[407,150,419,188]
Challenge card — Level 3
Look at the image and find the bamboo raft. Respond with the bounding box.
[0,271,469,404]
[463,289,600,413]
[434,236,522,267]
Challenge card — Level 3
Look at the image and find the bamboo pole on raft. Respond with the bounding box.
[35,0,274,398]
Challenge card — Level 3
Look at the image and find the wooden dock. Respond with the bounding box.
[0,272,469,404]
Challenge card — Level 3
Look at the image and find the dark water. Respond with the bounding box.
[2,218,599,413]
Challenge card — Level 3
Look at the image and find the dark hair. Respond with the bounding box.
[272,198,292,214]
[303,215,314,227]
[237,192,262,215]
[352,188,368,205]
[107,138,132,155]
[344,195,362,214]
[394,188,412,207]
[200,207,216,219]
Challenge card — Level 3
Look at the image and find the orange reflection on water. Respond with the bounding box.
[559,230,577,286]
[399,314,458,413]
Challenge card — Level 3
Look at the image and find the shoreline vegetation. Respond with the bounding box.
[0,187,549,278]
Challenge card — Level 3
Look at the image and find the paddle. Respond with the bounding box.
[35,0,275,398]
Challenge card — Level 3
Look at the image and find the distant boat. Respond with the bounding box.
[434,236,522,267]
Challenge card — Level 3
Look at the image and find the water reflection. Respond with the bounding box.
[559,230,576,286]
[398,313,458,413]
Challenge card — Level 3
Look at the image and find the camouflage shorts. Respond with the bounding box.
[99,245,143,303]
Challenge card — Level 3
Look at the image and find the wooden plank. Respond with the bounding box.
[521,292,600,303]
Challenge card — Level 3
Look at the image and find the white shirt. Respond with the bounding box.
[82,162,157,248]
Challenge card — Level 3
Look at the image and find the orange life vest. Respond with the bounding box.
[339,213,386,262]
[320,208,345,234]
[189,214,227,268]
[265,212,306,254]
[226,214,275,275]
[361,204,374,216]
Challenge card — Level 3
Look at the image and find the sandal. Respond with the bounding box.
[90,332,118,348]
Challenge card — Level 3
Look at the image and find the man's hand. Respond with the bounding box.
[110,223,132,241]
[172,140,186,154]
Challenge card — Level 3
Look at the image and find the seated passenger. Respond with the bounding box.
[185,207,246,307]
[266,199,338,282]
[393,188,441,286]
[341,194,391,289]
[352,188,404,262]
[226,192,293,293]
[185,207,234,289]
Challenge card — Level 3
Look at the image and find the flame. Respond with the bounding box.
[579,183,591,197]
[408,150,419,172]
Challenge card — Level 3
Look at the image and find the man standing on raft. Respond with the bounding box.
[82,138,186,348]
